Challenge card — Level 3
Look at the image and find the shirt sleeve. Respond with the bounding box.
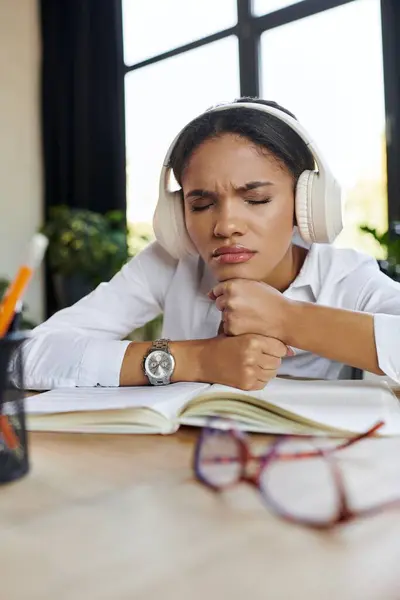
[354,263,400,383]
[21,242,178,390]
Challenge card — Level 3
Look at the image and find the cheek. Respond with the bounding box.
[183,207,208,252]
[253,199,295,263]
[257,195,295,234]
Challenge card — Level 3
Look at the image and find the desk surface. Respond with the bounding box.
[1,429,400,600]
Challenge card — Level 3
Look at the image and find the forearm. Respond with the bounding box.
[284,301,385,375]
[119,339,205,386]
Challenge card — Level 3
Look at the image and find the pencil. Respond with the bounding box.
[0,415,19,451]
[0,234,48,338]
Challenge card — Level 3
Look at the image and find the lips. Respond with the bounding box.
[213,245,254,256]
[212,245,256,265]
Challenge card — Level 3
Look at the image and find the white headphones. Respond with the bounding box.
[153,102,343,259]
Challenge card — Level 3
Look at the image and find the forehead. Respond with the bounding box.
[181,134,286,187]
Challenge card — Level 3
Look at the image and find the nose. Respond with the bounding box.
[213,200,247,239]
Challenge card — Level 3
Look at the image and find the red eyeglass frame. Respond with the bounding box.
[193,420,400,529]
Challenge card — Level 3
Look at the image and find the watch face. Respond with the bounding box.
[144,350,175,380]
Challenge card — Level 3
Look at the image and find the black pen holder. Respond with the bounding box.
[0,334,29,484]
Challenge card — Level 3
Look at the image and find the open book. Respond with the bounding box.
[25,378,400,437]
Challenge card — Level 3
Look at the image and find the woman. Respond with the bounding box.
[23,98,400,390]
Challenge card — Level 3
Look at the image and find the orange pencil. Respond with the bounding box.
[0,233,48,337]
[0,414,19,450]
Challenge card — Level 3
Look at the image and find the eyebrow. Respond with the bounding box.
[185,181,274,200]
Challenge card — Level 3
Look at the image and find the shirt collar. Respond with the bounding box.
[284,244,320,301]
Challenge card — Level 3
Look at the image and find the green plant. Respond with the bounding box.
[360,222,400,279]
[41,206,162,336]
[41,206,130,287]
[0,278,37,330]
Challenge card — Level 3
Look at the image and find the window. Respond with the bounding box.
[122,0,237,65]
[253,0,303,16]
[125,37,240,224]
[260,0,387,255]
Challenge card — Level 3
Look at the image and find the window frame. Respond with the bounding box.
[122,0,400,225]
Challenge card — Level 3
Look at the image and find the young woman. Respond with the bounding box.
[23,98,400,391]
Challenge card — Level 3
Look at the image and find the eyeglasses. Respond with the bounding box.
[193,420,400,529]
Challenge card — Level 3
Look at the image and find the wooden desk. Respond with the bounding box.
[1,430,400,600]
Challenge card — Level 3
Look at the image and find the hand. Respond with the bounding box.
[210,279,291,341]
[198,333,290,391]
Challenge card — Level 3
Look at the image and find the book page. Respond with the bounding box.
[26,382,210,421]
[189,379,400,435]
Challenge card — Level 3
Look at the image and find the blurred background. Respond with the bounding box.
[0,0,399,329]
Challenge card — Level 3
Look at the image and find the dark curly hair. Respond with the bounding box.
[168,97,315,187]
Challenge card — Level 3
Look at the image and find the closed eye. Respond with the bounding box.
[189,204,212,212]
[246,198,272,205]
[189,197,272,212]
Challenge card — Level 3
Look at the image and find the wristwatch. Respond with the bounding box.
[142,339,175,386]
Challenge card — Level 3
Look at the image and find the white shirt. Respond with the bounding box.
[21,241,400,390]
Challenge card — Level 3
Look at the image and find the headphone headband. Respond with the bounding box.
[161,102,331,187]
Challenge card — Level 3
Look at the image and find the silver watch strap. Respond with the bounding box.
[151,338,170,353]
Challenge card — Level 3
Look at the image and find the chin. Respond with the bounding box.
[212,263,265,282]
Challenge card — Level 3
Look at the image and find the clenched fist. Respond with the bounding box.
[209,278,292,341]
[198,333,292,391]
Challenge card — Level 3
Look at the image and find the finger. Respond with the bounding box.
[208,284,223,300]
[258,355,281,371]
[260,337,291,359]
[256,369,278,386]
[215,296,227,311]
[271,344,294,358]
[208,281,232,300]
[253,380,268,390]
[258,364,278,378]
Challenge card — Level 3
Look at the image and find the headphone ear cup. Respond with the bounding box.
[153,188,197,259]
[295,170,315,244]
[295,170,343,244]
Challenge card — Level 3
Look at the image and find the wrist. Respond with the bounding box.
[271,296,297,343]
[283,299,309,346]
[170,339,206,383]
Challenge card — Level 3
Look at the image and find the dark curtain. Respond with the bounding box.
[39,0,126,315]
[381,0,400,224]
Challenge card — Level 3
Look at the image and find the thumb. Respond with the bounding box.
[286,345,295,357]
